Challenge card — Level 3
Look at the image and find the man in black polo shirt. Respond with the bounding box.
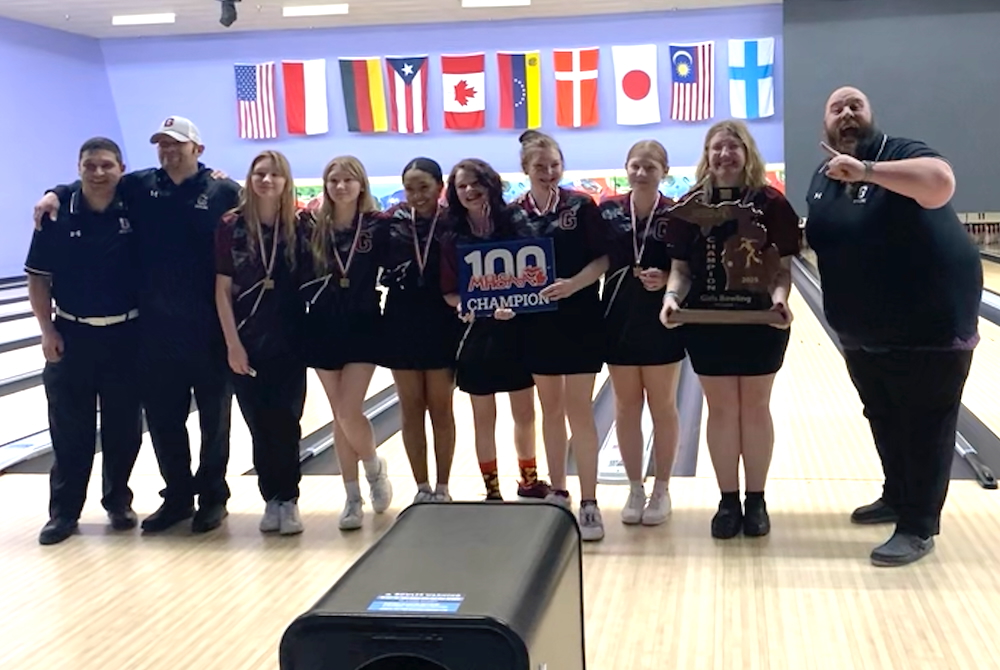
[25,137,142,545]
[34,116,241,534]
[805,86,982,567]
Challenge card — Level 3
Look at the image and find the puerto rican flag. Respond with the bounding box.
[386,55,429,134]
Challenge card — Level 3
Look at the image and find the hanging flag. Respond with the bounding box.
[611,44,660,126]
[234,62,277,139]
[441,53,486,131]
[339,57,389,133]
[728,38,775,120]
[669,42,714,122]
[553,47,599,128]
[497,51,541,130]
[386,55,429,134]
[282,59,329,136]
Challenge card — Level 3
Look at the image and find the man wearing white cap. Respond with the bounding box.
[33,115,242,535]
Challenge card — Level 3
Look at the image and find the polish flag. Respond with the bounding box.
[282,59,329,135]
[442,53,486,130]
[612,45,660,126]
[553,47,599,128]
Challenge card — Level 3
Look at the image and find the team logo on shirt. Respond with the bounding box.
[118,217,132,234]
[195,193,209,210]
[557,208,577,231]
[853,185,870,204]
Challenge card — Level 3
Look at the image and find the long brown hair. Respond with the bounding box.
[693,119,769,192]
[518,130,564,173]
[238,150,298,266]
[310,155,378,273]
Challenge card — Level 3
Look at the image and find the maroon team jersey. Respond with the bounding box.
[598,192,675,274]
[664,185,801,311]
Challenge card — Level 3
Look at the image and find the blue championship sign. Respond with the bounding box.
[456,237,557,317]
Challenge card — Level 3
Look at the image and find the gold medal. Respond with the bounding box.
[633,265,642,277]
[339,277,350,288]
[262,278,275,290]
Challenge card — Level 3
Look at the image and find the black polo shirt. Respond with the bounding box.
[52,164,241,362]
[805,134,982,350]
[25,187,138,319]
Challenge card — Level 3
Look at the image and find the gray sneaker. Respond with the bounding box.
[279,501,304,535]
[259,500,280,533]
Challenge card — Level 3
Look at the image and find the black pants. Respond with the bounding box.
[844,348,974,537]
[232,355,307,502]
[43,319,142,521]
[141,353,233,510]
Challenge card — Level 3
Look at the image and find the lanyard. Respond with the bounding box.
[526,188,558,216]
[410,206,440,279]
[258,222,279,290]
[332,211,363,288]
[630,192,658,272]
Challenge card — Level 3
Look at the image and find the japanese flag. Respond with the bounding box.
[612,44,660,126]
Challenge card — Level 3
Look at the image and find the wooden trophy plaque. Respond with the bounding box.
[665,197,784,325]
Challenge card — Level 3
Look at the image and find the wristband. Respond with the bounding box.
[664,290,680,301]
[863,160,874,179]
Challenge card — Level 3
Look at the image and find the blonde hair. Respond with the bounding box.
[239,150,298,267]
[694,120,769,191]
[310,155,378,273]
[626,139,669,171]
[518,130,564,173]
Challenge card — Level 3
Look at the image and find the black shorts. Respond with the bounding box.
[302,310,381,371]
[456,319,534,396]
[683,323,790,377]
[520,298,604,376]
[602,277,685,367]
[381,289,462,371]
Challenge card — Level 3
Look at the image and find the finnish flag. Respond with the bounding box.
[728,38,775,119]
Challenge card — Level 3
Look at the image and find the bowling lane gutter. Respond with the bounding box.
[792,255,999,490]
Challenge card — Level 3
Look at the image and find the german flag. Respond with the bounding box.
[339,57,389,133]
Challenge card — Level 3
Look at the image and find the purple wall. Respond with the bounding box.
[100,5,783,181]
[0,17,123,277]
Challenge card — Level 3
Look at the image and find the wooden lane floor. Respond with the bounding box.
[5,298,1000,669]
[983,256,1000,294]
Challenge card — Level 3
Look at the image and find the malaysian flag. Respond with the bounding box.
[234,62,277,139]
[669,42,714,122]
[386,56,429,133]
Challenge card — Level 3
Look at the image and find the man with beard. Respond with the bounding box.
[33,116,241,535]
[804,86,982,567]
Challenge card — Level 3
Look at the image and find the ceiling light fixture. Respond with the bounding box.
[461,0,531,7]
[282,3,350,17]
[111,12,177,26]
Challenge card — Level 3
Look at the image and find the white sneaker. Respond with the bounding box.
[339,497,364,531]
[642,490,672,526]
[279,501,304,535]
[579,501,605,542]
[413,489,435,504]
[545,491,572,508]
[366,457,393,514]
[621,485,646,525]
[259,500,281,533]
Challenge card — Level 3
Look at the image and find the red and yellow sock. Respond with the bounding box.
[518,458,538,486]
[479,459,501,498]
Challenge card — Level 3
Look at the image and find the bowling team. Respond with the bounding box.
[25,86,982,568]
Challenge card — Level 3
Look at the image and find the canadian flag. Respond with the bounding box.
[612,45,660,126]
[442,53,486,130]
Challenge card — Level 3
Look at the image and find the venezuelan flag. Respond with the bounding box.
[339,57,389,133]
[497,51,541,130]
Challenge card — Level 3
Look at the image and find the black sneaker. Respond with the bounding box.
[851,498,898,525]
[871,531,934,567]
[192,503,228,533]
[711,499,743,539]
[108,508,138,531]
[39,518,78,545]
[141,503,194,533]
[743,495,771,537]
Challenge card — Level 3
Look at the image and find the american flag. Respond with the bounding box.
[669,42,714,122]
[234,62,277,139]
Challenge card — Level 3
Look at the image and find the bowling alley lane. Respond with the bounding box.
[982,254,1000,294]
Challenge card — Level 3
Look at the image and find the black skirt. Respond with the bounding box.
[682,322,791,377]
[380,287,462,371]
[301,309,382,371]
[602,269,686,367]
[519,293,604,376]
[456,318,534,396]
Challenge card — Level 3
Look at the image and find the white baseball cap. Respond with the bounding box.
[150,116,203,145]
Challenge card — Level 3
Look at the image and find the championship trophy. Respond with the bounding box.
[664,195,784,325]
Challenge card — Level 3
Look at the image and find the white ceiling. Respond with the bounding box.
[0,0,779,38]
